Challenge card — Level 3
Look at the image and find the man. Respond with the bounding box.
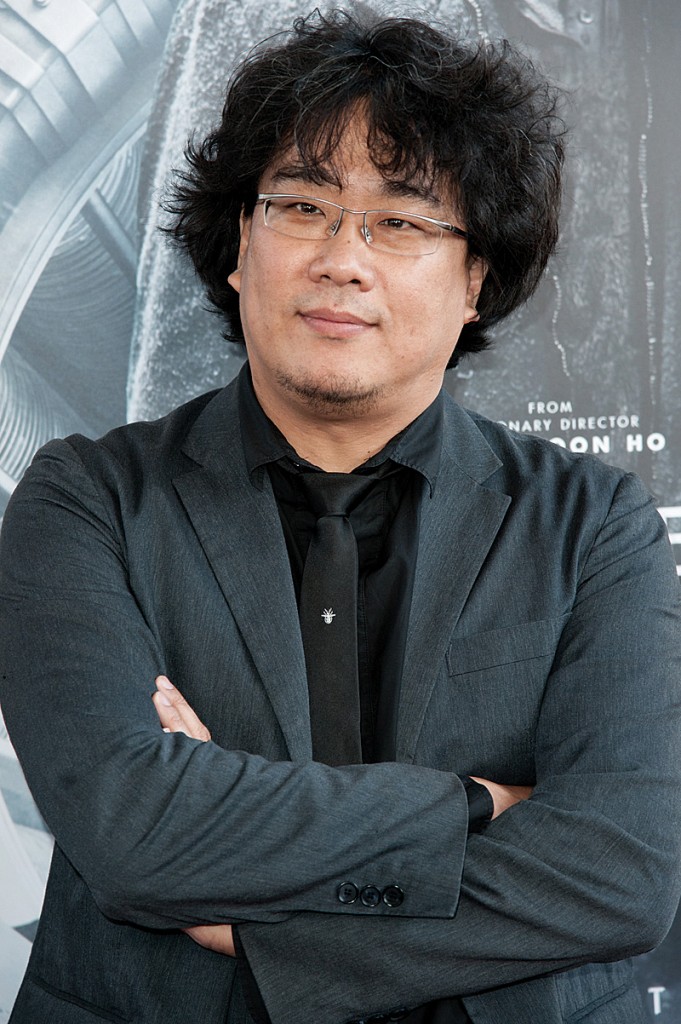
[1,9,680,1024]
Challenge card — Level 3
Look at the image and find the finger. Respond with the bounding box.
[183,924,235,957]
[152,689,190,735]
[153,677,211,740]
[153,676,211,741]
[152,688,212,741]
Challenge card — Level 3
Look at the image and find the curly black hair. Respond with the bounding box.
[167,7,566,366]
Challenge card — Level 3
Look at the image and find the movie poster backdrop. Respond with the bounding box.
[0,0,679,1019]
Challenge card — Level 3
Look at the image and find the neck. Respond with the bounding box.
[281,420,396,473]
[252,378,441,473]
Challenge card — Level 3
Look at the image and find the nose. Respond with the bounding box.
[307,210,376,290]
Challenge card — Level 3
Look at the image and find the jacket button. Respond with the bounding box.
[337,882,359,904]
[360,885,382,908]
[382,885,404,908]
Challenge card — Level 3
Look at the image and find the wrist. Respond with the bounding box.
[460,775,494,833]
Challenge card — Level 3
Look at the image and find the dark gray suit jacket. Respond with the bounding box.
[1,377,680,1024]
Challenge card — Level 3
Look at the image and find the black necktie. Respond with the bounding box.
[298,472,376,765]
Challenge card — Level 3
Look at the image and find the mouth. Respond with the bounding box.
[298,307,376,337]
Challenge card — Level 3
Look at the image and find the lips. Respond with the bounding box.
[298,307,377,337]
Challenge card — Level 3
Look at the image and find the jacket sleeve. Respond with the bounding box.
[236,470,681,1024]
[0,438,469,927]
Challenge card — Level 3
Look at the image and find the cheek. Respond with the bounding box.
[241,235,302,305]
[396,274,468,365]
[239,246,280,320]
[398,272,465,330]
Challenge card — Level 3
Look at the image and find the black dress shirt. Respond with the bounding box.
[236,367,485,1023]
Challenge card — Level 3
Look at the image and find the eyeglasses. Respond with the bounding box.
[255,193,470,257]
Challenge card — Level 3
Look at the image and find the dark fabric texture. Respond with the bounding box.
[240,364,439,767]
[241,376,475,1022]
[297,471,374,766]
[1,369,679,1024]
[270,456,417,764]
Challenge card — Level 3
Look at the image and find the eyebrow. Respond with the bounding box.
[381,179,442,207]
[268,166,327,191]
[268,166,443,209]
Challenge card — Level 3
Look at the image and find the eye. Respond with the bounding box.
[291,201,326,217]
[377,215,427,234]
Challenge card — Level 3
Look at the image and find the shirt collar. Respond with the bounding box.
[237,363,443,495]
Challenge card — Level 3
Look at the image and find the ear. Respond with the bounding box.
[227,210,253,294]
[463,257,487,324]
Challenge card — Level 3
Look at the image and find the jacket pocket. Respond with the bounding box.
[556,960,638,1023]
[415,616,569,775]
[446,615,568,676]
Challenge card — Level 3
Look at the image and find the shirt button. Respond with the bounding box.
[360,885,382,908]
[382,885,404,908]
[337,882,359,904]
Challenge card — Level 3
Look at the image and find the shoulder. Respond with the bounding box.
[7,383,239,527]
[450,396,648,503]
[441,395,665,558]
[30,383,235,480]
[441,399,679,609]
[67,386,227,471]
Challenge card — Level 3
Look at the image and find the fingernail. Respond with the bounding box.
[157,676,173,689]
[158,694,172,706]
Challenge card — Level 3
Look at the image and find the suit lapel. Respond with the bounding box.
[172,382,509,765]
[173,382,312,761]
[395,399,510,763]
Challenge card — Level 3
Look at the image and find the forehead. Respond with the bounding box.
[260,119,452,212]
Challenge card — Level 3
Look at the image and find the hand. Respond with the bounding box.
[153,675,235,957]
[183,923,236,957]
[470,777,533,820]
[153,675,212,741]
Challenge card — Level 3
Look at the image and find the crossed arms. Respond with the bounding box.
[151,674,532,959]
[1,437,681,1024]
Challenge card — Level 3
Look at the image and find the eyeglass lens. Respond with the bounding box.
[263,196,443,256]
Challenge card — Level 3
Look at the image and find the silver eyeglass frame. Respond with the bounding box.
[255,193,470,256]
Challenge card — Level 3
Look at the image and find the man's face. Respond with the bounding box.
[228,120,485,427]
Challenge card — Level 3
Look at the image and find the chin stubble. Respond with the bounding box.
[275,371,384,414]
